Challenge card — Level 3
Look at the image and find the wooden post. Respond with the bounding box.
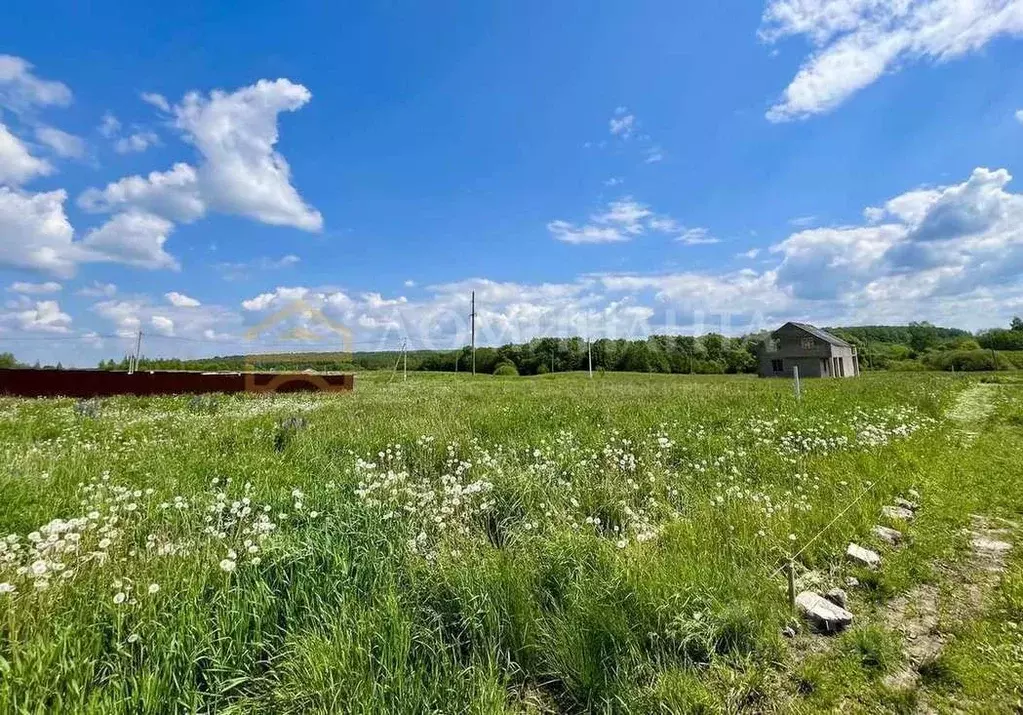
[793,365,801,400]
[786,560,796,611]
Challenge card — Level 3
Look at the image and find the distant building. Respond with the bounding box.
[759,322,859,378]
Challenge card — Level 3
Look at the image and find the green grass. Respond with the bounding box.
[0,372,1021,712]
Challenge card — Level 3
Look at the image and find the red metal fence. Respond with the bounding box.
[0,368,355,398]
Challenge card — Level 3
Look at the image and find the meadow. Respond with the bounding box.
[1,371,1021,713]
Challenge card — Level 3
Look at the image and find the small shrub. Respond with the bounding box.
[187,394,220,414]
[274,416,308,452]
[923,349,1015,372]
[73,399,101,419]
[493,362,519,377]
[887,359,928,372]
[917,654,962,689]
[843,625,901,675]
[643,669,715,714]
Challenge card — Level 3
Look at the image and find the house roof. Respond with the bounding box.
[775,322,852,348]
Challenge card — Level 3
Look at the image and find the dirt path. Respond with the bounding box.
[946,383,998,443]
[881,383,1011,709]
[882,517,1015,704]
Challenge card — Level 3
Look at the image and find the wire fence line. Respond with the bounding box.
[768,479,878,579]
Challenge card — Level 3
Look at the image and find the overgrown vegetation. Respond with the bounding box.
[1,372,1021,711]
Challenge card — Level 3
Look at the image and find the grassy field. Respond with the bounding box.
[1,371,1021,712]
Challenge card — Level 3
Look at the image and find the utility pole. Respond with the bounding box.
[470,290,476,377]
[587,337,593,378]
[128,329,142,374]
[402,339,408,382]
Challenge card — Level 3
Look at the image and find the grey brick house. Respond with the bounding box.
[759,322,859,378]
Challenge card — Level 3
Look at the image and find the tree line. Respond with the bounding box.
[97,316,1023,375]
[4,318,1022,375]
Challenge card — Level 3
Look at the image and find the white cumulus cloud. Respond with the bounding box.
[0,123,52,185]
[34,126,85,159]
[78,163,205,223]
[2,299,72,333]
[114,131,159,154]
[81,211,179,271]
[0,55,72,113]
[549,198,653,244]
[165,291,200,308]
[0,187,76,276]
[8,281,61,294]
[761,0,1023,121]
[609,108,635,138]
[172,78,323,231]
[141,92,171,112]
[78,78,323,251]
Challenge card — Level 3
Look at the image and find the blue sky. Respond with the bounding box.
[2,1,1023,365]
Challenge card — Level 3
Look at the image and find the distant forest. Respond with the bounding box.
[3,319,1022,376]
[74,317,1023,375]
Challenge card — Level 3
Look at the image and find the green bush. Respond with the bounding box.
[922,350,1014,372]
[886,359,928,372]
[493,362,519,376]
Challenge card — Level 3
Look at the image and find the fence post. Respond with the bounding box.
[786,559,796,611]
[793,365,801,400]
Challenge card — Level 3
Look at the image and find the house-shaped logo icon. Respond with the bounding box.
[242,299,354,393]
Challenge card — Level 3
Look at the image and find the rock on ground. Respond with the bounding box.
[796,591,853,633]
[846,542,881,568]
[883,505,915,521]
[873,525,903,545]
[824,587,847,608]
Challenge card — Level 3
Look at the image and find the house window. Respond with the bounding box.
[771,359,783,373]
[801,337,815,349]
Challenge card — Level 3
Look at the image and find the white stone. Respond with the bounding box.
[895,497,919,512]
[825,587,848,608]
[873,525,903,545]
[972,537,1011,553]
[846,542,881,568]
[796,591,853,632]
[883,505,915,521]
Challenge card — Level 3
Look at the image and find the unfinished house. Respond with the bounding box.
[759,322,859,378]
